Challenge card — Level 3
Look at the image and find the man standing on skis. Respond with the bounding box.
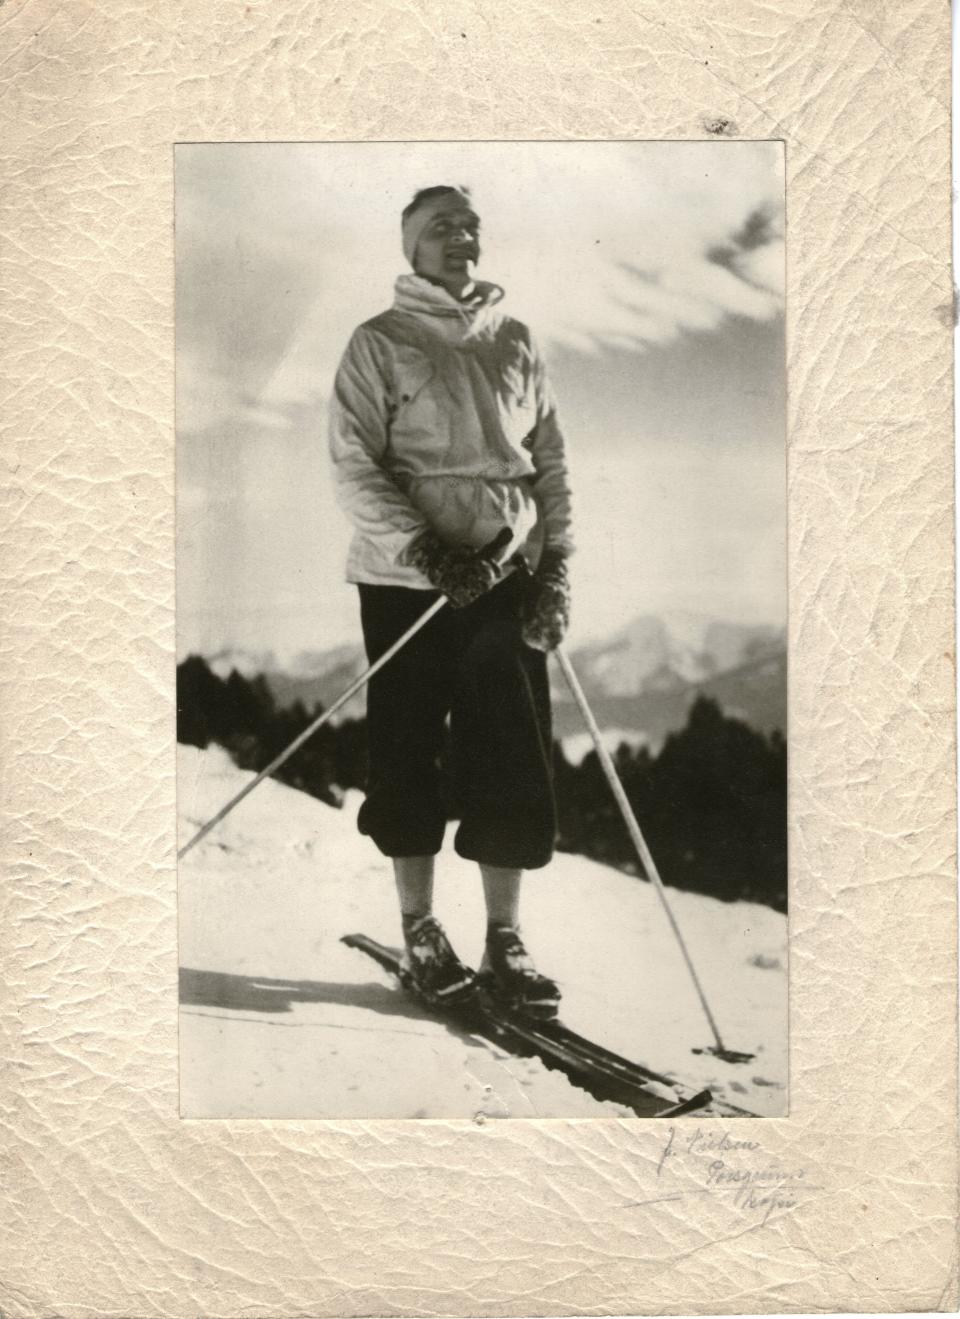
[328,184,573,1018]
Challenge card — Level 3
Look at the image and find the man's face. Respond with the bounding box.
[413,202,482,292]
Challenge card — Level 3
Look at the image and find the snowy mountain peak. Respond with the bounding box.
[206,646,279,681]
[574,612,784,698]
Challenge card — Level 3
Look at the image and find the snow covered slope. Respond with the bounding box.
[178,745,787,1119]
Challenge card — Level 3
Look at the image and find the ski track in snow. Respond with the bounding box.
[178,746,787,1120]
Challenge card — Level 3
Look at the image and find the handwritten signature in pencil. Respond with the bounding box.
[625,1126,815,1227]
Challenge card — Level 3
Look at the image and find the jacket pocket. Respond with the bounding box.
[390,348,449,460]
[393,348,437,417]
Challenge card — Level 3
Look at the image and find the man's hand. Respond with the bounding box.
[408,530,503,609]
[521,548,571,652]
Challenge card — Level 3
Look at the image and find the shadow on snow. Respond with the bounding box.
[178,965,480,1043]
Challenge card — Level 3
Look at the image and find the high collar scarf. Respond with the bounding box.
[392,274,506,343]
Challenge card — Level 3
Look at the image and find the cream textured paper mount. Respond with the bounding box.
[2,1,956,1315]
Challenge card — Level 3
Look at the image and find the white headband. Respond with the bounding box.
[402,189,474,268]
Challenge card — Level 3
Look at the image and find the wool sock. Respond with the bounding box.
[486,920,520,942]
[402,911,432,943]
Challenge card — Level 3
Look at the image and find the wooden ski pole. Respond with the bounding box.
[177,595,447,861]
[555,646,751,1063]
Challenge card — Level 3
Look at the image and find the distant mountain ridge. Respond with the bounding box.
[554,610,782,692]
[204,610,786,745]
[548,612,785,744]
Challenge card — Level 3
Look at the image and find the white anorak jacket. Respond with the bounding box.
[328,273,574,588]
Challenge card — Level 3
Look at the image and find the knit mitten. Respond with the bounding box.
[407,530,502,609]
[521,549,571,651]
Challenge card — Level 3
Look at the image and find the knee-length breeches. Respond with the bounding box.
[356,573,556,869]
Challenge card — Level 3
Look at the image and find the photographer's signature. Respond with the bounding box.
[624,1126,817,1228]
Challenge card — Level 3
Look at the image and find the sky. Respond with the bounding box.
[176,141,785,664]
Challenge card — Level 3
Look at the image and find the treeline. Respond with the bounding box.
[177,655,786,912]
[176,655,367,808]
[552,698,786,910]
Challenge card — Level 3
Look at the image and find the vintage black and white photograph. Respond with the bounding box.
[176,141,786,1119]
